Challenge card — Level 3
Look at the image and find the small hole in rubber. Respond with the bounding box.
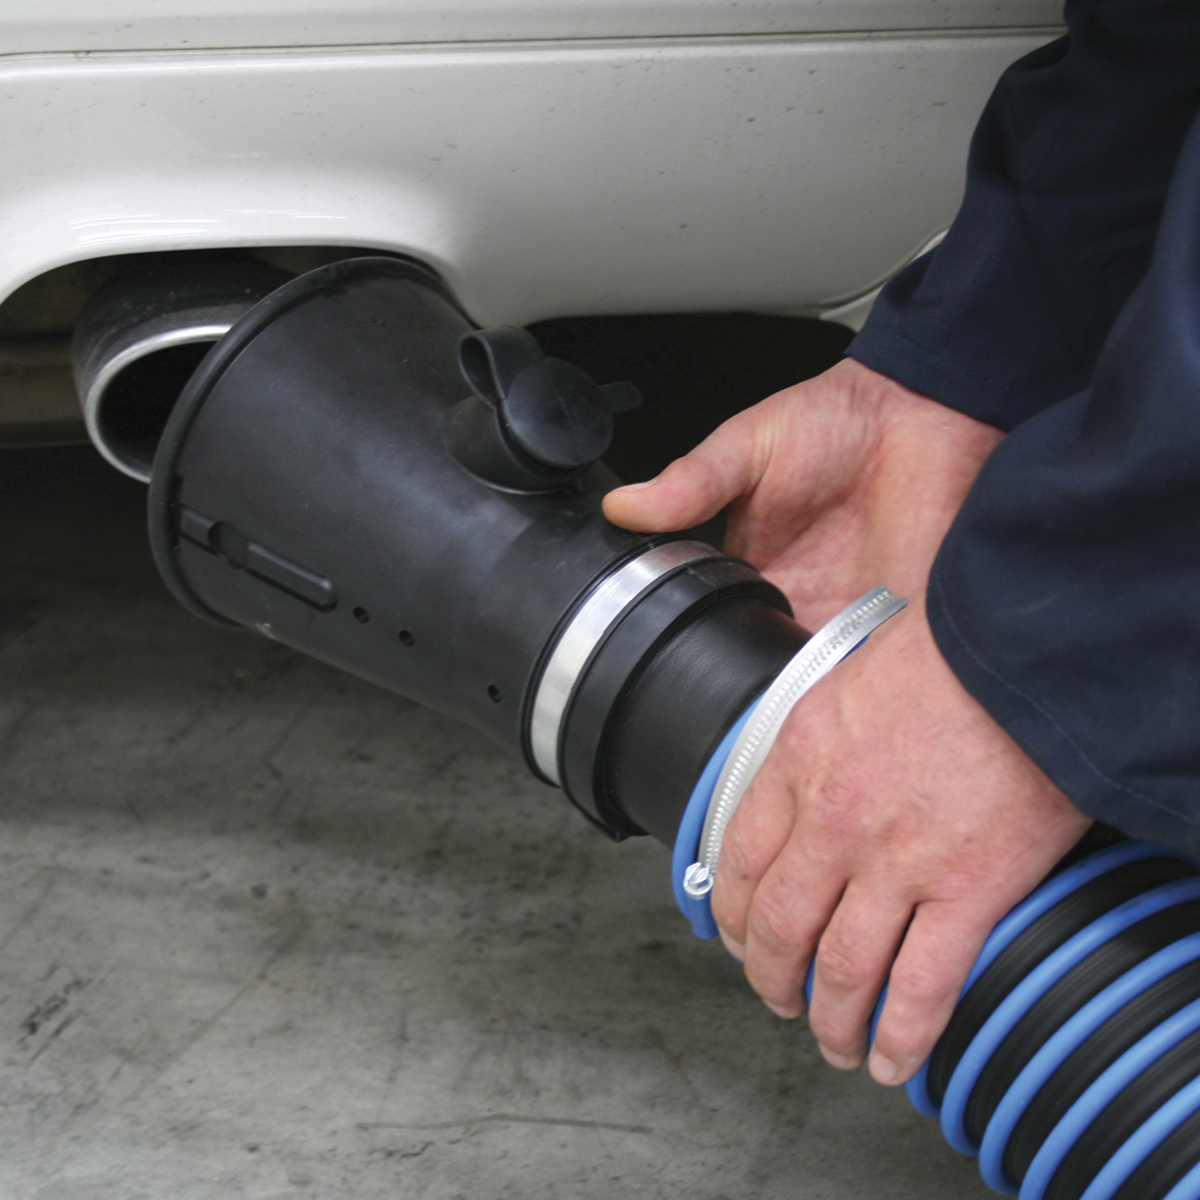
[398,630,416,647]
[353,607,370,624]
[487,685,502,703]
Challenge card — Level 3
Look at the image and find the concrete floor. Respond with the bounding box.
[0,436,995,1198]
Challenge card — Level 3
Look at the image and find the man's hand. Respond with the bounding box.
[711,610,1090,1085]
[603,358,1091,1084]
[603,357,1003,631]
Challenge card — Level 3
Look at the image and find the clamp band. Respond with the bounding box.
[674,585,907,924]
[529,540,722,784]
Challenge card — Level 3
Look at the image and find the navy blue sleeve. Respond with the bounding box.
[849,0,1200,431]
[846,1,1200,849]
[926,114,1200,852]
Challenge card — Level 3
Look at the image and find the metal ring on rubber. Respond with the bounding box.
[529,540,722,785]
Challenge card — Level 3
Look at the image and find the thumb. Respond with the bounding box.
[602,426,761,534]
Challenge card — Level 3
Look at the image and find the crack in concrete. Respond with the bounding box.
[357,1114,655,1135]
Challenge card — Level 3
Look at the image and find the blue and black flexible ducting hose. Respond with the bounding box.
[677,733,1200,1200]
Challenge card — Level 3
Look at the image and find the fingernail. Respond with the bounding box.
[615,477,659,492]
[764,1000,800,1020]
[868,1051,900,1085]
[819,1045,859,1071]
[719,930,745,962]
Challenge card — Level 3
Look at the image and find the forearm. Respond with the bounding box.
[850,0,1200,431]
[927,108,1200,855]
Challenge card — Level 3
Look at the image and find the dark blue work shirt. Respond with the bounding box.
[848,0,1200,852]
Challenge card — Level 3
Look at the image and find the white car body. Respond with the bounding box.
[0,1,1061,330]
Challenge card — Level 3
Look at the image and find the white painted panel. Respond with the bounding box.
[0,35,1051,324]
[0,0,1064,54]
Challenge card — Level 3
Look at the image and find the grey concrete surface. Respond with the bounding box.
[0,445,994,1199]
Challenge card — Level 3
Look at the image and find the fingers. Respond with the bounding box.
[866,900,999,1086]
[602,413,763,533]
[739,855,842,1021]
[729,861,992,1082]
[715,779,844,1023]
[710,767,798,963]
[806,886,914,1070]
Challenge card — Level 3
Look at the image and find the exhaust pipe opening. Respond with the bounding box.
[71,257,291,481]
[86,336,226,479]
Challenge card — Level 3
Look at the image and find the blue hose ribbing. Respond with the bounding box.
[979,932,1200,1193]
[1020,995,1200,1200]
[1162,1159,1200,1200]
[1075,1072,1200,1200]
[941,877,1200,1155]
[906,840,1174,1118]
[674,747,1200,1196]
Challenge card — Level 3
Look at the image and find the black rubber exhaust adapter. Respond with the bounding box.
[147,256,808,844]
[146,256,1200,1200]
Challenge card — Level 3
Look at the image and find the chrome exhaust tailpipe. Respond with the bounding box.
[71,258,290,480]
